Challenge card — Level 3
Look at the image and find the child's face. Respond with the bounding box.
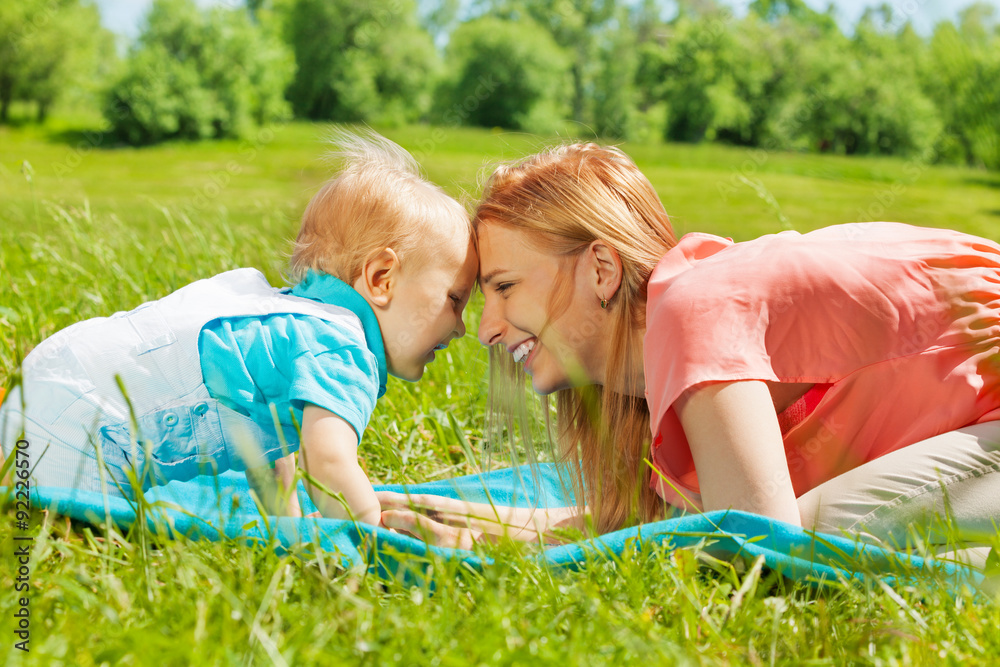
[381,235,478,381]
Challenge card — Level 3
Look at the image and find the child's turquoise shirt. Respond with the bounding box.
[198,270,387,441]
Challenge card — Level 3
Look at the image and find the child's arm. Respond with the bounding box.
[299,404,381,525]
[271,453,303,517]
[246,453,303,517]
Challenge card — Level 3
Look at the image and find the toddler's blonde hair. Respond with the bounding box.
[290,129,470,285]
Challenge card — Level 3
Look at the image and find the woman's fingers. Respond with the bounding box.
[375,492,543,541]
[380,509,482,550]
[374,492,556,542]
[373,491,419,509]
[374,491,480,518]
[375,491,464,511]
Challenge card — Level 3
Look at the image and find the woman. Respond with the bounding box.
[379,143,1000,563]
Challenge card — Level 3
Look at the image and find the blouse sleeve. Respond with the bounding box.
[642,226,928,507]
[644,228,909,430]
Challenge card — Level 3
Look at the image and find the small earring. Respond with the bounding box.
[600,298,608,309]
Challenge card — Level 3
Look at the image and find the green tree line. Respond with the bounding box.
[2,0,998,168]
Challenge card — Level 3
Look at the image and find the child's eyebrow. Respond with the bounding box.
[451,280,476,299]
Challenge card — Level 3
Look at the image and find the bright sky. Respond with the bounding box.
[96,0,222,41]
[732,0,999,33]
[94,0,1000,41]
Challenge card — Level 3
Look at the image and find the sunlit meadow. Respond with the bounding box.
[1,115,999,665]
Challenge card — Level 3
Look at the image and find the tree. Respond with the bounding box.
[0,0,114,123]
[639,11,779,144]
[590,9,639,139]
[749,0,836,30]
[418,0,461,45]
[438,16,570,132]
[516,0,616,124]
[105,0,293,144]
[920,10,1000,168]
[281,0,440,124]
[768,15,942,157]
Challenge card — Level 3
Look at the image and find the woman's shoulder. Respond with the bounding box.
[645,222,963,334]
[648,221,982,295]
[646,228,808,311]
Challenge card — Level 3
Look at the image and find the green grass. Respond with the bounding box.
[1,117,999,665]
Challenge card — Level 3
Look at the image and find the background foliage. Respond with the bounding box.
[104,0,293,144]
[1,0,998,168]
[0,0,113,124]
[437,15,569,132]
[280,0,440,126]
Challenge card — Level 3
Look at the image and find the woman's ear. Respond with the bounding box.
[587,240,624,302]
[355,247,400,308]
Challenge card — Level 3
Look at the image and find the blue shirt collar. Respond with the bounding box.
[289,270,387,398]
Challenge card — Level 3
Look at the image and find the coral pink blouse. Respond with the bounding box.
[644,222,1000,510]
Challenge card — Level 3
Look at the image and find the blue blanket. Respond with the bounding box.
[26,464,981,587]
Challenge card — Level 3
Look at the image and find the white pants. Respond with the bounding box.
[798,421,1000,568]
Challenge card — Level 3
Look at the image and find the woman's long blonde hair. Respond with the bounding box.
[474,143,678,533]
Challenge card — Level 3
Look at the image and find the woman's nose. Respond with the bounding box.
[478,297,504,346]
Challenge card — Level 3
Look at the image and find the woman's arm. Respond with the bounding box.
[298,404,381,525]
[377,492,584,546]
[675,380,801,526]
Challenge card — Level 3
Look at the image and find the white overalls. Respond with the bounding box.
[0,269,368,497]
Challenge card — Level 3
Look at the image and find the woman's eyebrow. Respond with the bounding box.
[479,269,506,288]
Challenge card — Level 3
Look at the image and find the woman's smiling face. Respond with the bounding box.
[477,223,606,395]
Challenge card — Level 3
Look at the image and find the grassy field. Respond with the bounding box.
[1,116,999,665]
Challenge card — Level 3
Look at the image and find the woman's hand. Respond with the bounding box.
[376,491,486,523]
[376,491,582,545]
[380,509,484,550]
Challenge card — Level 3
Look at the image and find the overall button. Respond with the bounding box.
[163,412,179,426]
[193,402,209,416]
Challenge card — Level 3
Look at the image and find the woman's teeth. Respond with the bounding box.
[512,339,535,363]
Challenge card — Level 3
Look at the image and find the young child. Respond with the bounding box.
[0,130,477,525]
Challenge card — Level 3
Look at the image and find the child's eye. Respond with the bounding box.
[496,282,514,296]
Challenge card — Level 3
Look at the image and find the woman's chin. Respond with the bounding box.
[529,370,568,396]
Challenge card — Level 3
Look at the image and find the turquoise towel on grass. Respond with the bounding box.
[25,464,982,588]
